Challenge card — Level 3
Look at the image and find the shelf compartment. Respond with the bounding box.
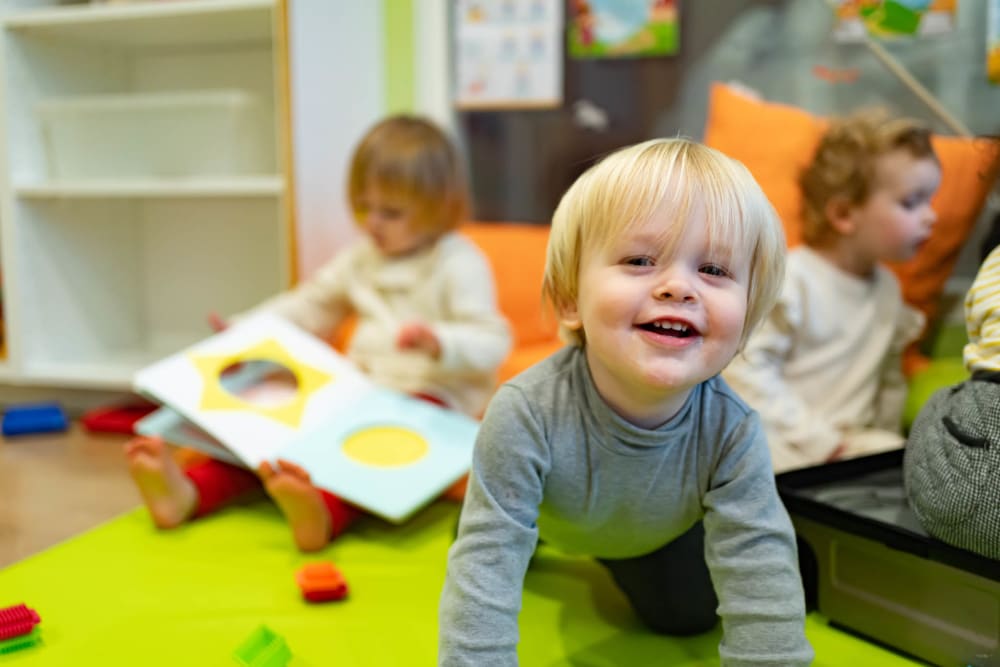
[22,357,161,390]
[0,0,289,392]
[2,0,275,49]
[12,198,289,389]
[37,90,273,180]
[15,176,284,199]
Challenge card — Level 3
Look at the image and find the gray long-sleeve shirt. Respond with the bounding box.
[439,346,813,666]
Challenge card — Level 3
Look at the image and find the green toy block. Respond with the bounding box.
[0,628,41,654]
[232,625,291,667]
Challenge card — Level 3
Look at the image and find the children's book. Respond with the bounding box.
[132,313,479,524]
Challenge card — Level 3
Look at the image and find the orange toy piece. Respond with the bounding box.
[295,562,348,603]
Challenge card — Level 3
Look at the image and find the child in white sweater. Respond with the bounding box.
[126,115,510,551]
[724,109,940,472]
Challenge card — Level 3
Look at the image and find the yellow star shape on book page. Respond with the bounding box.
[189,338,333,429]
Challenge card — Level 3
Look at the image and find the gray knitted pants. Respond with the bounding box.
[904,372,1000,560]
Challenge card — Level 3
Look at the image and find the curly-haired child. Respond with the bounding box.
[724,109,940,472]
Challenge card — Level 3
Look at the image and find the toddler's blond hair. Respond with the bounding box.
[543,138,786,350]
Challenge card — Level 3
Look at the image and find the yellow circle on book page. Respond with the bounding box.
[341,426,430,467]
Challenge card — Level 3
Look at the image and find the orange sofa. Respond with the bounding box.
[470,87,999,383]
[704,82,1000,370]
[460,222,563,383]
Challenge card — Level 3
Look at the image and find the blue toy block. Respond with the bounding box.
[2,403,68,436]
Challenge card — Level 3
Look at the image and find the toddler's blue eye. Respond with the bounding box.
[625,256,655,267]
[700,264,729,277]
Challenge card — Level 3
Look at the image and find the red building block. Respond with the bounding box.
[80,401,157,435]
[0,603,40,640]
[295,562,348,602]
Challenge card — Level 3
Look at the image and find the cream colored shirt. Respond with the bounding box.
[964,245,1000,373]
[724,246,924,473]
[245,232,511,417]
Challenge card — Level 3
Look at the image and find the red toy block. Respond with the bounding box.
[0,604,40,640]
[80,401,157,435]
[295,562,348,602]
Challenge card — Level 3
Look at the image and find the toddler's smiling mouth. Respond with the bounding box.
[638,319,699,338]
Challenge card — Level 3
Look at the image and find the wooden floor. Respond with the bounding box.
[0,423,140,568]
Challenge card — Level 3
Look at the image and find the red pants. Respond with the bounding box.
[183,392,450,543]
[184,459,359,540]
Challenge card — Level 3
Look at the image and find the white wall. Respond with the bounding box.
[288,2,384,279]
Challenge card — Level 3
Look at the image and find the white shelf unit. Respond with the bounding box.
[0,0,292,390]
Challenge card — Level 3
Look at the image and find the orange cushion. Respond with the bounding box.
[498,339,565,384]
[704,82,1000,328]
[460,222,558,349]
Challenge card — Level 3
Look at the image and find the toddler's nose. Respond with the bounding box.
[924,205,938,227]
[655,276,696,302]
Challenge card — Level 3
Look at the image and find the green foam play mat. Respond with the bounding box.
[0,500,924,665]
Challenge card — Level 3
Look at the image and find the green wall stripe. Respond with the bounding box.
[384,0,415,113]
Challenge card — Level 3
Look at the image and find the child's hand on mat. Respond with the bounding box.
[397,321,441,359]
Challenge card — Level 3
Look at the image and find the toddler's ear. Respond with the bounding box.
[558,300,583,332]
[824,195,857,236]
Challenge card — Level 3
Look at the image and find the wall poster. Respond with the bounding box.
[569,0,680,59]
[453,0,564,110]
[833,1,957,42]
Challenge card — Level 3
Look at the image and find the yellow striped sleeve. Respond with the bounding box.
[964,246,1000,372]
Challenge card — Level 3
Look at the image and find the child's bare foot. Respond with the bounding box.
[124,436,197,529]
[258,459,331,552]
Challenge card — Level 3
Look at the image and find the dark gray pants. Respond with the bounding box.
[598,521,719,636]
